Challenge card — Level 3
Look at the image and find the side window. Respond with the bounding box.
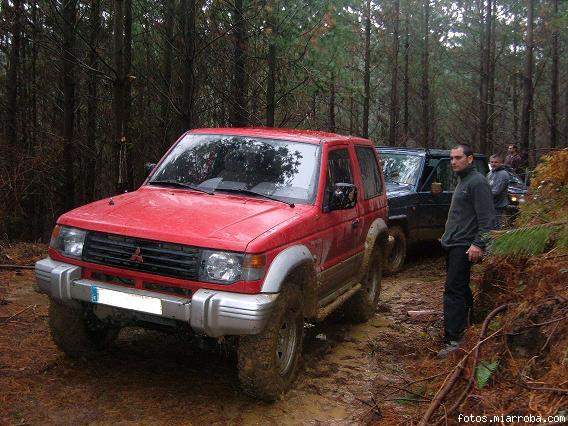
[434,159,457,191]
[420,157,439,189]
[355,146,382,199]
[324,149,353,209]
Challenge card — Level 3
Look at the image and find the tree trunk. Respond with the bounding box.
[31,0,38,150]
[512,37,519,146]
[266,42,276,127]
[112,0,125,193]
[124,0,133,189]
[161,0,174,150]
[86,0,101,202]
[487,0,496,153]
[421,0,430,148]
[550,0,559,149]
[62,0,77,210]
[403,5,410,143]
[479,0,491,155]
[388,0,400,146]
[181,0,196,131]
[520,0,534,154]
[5,0,22,165]
[328,73,336,133]
[231,0,247,126]
[362,0,371,138]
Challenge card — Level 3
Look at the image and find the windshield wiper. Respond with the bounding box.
[148,180,214,195]
[215,188,294,208]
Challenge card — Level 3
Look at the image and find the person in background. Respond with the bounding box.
[487,154,510,228]
[504,144,522,173]
[438,144,496,357]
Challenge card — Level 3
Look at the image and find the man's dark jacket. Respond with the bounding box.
[487,165,510,209]
[441,165,496,250]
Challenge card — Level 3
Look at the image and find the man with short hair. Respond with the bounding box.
[487,154,510,228]
[504,144,522,173]
[438,144,496,357]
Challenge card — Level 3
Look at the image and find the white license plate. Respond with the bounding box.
[90,286,163,315]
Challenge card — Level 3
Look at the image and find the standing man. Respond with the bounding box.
[504,144,522,173]
[438,144,496,357]
[487,154,510,228]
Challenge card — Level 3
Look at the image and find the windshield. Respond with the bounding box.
[380,153,422,186]
[149,134,321,204]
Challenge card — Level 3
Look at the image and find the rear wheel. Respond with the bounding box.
[48,301,119,358]
[343,248,382,323]
[237,284,304,401]
[384,225,407,275]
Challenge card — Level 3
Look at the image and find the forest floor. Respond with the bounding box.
[0,243,467,425]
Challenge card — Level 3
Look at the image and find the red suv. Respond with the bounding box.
[35,128,389,400]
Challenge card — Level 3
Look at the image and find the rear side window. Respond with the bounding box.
[355,146,382,199]
[475,158,489,175]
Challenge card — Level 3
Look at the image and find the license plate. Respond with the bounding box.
[90,286,163,315]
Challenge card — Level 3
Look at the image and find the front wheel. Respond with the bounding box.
[384,225,407,276]
[48,301,119,358]
[343,248,382,323]
[237,284,304,401]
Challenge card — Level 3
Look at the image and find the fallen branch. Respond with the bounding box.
[0,264,34,270]
[521,383,568,395]
[418,304,509,426]
[1,304,36,323]
[439,304,510,423]
[491,220,568,236]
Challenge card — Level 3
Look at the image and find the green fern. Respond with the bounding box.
[490,226,553,257]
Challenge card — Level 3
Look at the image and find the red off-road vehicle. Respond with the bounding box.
[36,128,389,401]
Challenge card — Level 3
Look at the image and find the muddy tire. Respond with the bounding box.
[343,248,382,323]
[237,284,304,402]
[48,301,119,358]
[384,225,407,276]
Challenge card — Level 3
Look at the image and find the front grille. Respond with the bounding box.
[83,231,200,281]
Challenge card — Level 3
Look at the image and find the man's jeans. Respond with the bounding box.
[444,246,473,342]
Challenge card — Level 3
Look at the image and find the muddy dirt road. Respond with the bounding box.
[0,247,449,425]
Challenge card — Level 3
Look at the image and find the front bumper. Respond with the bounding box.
[35,258,277,338]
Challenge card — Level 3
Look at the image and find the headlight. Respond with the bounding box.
[50,226,86,259]
[199,250,265,284]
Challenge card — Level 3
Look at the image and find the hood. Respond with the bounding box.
[385,181,413,198]
[58,186,305,252]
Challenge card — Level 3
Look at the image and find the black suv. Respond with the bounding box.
[377,147,489,274]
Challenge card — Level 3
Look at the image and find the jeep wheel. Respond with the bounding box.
[237,284,303,402]
[384,225,407,275]
[343,248,382,323]
[48,301,119,358]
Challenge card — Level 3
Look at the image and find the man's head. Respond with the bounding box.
[489,154,503,170]
[450,144,474,173]
[508,144,518,155]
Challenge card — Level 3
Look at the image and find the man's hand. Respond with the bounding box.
[466,244,483,263]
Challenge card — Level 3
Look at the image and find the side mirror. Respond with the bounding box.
[145,162,156,174]
[431,182,443,195]
[330,183,357,211]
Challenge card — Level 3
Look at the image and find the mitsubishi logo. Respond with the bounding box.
[130,247,144,263]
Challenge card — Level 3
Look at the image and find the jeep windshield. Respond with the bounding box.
[380,153,422,186]
[149,134,321,205]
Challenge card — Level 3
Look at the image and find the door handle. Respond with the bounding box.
[352,219,360,228]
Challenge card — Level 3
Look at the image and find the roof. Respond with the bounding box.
[377,146,486,158]
[190,127,368,145]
